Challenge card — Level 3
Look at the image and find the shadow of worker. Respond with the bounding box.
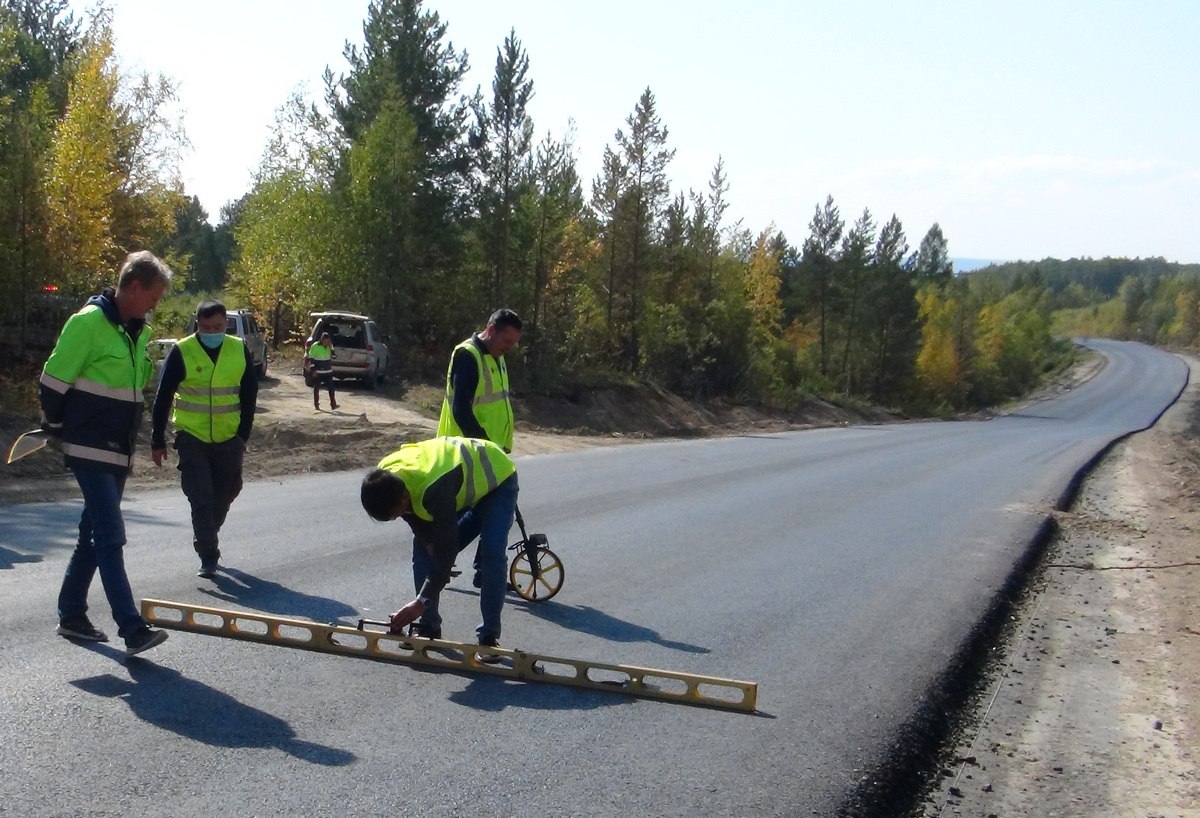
[70,661,355,766]
[200,567,359,625]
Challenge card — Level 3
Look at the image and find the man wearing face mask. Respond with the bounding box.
[151,300,258,578]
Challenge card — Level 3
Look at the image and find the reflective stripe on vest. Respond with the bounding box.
[172,335,246,443]
[376,437,515,522]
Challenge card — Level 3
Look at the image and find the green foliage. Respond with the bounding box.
[0,1,186,353]
[161,195,223,291]
[231,169,349,344]
[597,87,675,372]
[969,256,1199,301]
[0,0,1173,422]
[42,17,122,292]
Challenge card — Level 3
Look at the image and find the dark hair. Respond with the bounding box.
[117,250,172,290]
[196,300,227,320]
[361,469,405,521]
[488,308,522,332]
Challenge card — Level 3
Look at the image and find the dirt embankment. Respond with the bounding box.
[0,354,896,505]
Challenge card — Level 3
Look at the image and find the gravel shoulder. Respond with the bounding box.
[921,352,1200,816]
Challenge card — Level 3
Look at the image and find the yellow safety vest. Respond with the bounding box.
[436,339,513,451]
[377,437,515,522]
[173,335,246,443]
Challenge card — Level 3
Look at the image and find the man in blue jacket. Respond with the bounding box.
[39,251,173,657]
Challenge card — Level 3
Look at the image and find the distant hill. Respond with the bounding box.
[960,257,1200,298]
[953,258,1007,273]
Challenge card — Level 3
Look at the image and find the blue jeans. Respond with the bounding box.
[413,474,517,642]
[57,466,145,639]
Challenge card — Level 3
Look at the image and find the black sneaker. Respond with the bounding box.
[124,626,168,657]
[197,560,219,579]
[56,615,109,642]
[406,623,442,640]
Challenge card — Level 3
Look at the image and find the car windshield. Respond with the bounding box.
[226,316,237,334]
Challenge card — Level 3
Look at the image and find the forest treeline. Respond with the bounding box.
[3,0,1191,415]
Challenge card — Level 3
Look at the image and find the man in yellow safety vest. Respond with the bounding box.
[151,300,259,578]
[360,436,518,656]
[436,308,522,453]
[436,308,522,586]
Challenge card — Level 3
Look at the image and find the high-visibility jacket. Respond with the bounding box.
[172,334,247,443]
[377,437,515,521]
[307,342,333,372]
[436,338,513,451]
[39,293,153,473]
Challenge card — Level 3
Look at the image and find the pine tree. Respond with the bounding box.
[326,0,474,360]
[609,87,674,370]
[800,195,843,377]
[475,28,534,308]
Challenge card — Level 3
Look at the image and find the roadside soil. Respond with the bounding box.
[921,353,1200,817]
[2,348,1198,814]
[0,349,896,504]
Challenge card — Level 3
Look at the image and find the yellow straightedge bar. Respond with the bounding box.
[141,598,758,713]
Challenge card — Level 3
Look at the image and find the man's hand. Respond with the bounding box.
[152,447,168,468]
[388,598,428,634]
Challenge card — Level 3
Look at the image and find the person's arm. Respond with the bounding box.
[150,347,186,465]
[237,345,258,442]
[38,312,92,437]
[414,469,464,599]
[389,468,464,632]
[448,348,489,440]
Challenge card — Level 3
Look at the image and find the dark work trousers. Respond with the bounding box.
[313,371,336,408]
[175,432,245,563]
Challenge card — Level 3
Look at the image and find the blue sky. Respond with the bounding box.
[73,0,1200,263]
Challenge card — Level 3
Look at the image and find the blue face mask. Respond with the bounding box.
[198,332,226,349]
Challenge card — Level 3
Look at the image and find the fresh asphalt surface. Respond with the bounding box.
[0,339,1187,817]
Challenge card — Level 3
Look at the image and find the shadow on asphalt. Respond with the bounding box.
[70,657,355,766]
[452,588,711,655]
[195,566,359,624]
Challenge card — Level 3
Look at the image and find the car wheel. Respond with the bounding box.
[363,370,378,390]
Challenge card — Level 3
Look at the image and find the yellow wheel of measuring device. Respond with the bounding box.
[508,546,564,602]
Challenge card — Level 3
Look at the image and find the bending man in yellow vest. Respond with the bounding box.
[360,437,518,654]
[151,300,259,579]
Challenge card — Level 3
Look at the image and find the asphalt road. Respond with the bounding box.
[0,339,1187,817]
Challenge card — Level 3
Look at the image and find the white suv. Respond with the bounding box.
[304,312,390,389]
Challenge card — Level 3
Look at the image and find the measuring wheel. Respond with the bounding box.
[508,544,565,602]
